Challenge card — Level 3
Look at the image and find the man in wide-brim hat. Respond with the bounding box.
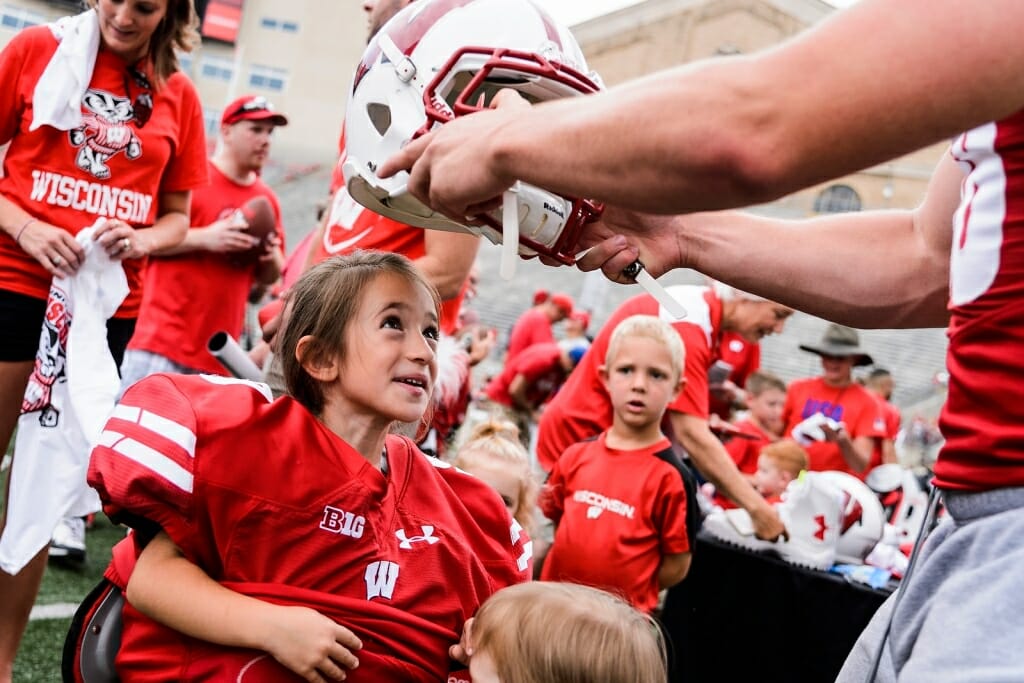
[782,324,886,475]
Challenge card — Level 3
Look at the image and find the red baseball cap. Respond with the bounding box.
[221,95,289,127]
[550,293,574,316]
[570,310,591,331]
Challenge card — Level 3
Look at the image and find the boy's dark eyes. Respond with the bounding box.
[501,495,515,508]
[382,315,403,330]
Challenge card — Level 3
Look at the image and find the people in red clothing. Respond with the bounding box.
[864,367,901,470]
[540,315,691,614]
[481,342,585,446]
[724,370,787,476]
[561,309,592,354]
[87,252,529,682]
[536,283,792,541]
[708,330,761,420]
[119,95,287,388]
[710,370,786,509]
[783,324,886,477]
[0,0,207,674]
[752,440,809,503]
[504,292,573,365]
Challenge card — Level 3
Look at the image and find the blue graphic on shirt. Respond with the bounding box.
[801,399,844,422]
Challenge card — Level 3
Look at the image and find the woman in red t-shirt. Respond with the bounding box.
[0,0,208,676]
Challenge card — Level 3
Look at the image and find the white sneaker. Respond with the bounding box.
[49,516,87,563]
[703,472,844,570]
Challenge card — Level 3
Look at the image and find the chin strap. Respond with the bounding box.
[500,186,521,280]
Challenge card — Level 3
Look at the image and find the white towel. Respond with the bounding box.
[0,223,128,575]
[30,9,100,133]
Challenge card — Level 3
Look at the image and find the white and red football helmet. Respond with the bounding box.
[342,0,604,271]
[818,471,886,564]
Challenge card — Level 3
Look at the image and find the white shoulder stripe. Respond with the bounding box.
[102,431,194,494]
[199,374,274,403]
[112,404,196,457]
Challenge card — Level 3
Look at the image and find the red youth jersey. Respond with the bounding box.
[312,128,465,333]
[936,112,1024,491]
[87,374,530,682]
[504,307,555,364]
[0,26,208,317]
[540,433,691,614]
[536,286,722,472]
[484,342,566,409]
[127,161,284,373]
[782,377,885,476]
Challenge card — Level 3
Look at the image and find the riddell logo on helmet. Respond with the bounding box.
[543,201,565,219]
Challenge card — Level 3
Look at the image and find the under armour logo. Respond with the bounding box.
[395,525,440,549]
[813,514,828,541]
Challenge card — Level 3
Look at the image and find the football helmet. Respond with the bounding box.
[343,0,604,270]
[818,471,886,564]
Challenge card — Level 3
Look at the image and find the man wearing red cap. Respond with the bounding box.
[118,95,287,390]
[505,292,573,365]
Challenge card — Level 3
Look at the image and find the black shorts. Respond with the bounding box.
[0,289,136,368]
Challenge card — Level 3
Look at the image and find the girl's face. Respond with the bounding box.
[461,454,523,520]
[96,0,168,63]
[329,272,438,426]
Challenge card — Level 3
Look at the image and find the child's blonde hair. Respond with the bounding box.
[746,369,786,396]
[761,439,809,477]
[605,314,684,382]
[453,419,537,534]
[472,582,667,683]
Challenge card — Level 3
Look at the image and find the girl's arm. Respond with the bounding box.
[127,531,362,681]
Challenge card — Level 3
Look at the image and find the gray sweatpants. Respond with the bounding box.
[837,486,1024,682]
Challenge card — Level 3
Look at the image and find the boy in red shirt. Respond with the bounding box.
[540,315,692,614]
[725,370,787,476]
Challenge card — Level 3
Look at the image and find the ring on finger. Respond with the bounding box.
[122,237,131,251]
[51,255,62,266]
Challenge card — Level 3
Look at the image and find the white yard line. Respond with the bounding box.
[29,602,79,620]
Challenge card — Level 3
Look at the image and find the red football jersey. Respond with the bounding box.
[88,374,530,682]
[782,377,886,476]
[504,307,555,365]
[540,433,691,614]
[536,286,722,472]
[127,161,285,373]
[936,112,1024,491]
[0,26,208,317]
[485,342,566,409]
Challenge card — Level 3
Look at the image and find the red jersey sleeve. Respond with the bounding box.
[87,374,199,548]
[654,468,691,556]
[668,324,712,418]
[0,28,34,146]
[157,74,208,193]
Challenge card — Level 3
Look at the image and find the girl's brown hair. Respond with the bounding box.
[472,582,668,683]
[87,0,200,85]
[280,252,440,416]
[452,419,538,533]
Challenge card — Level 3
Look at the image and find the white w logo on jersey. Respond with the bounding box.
[395,525,439,549]
[364,561,399,600]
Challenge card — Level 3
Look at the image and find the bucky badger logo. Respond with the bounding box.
[22,286,71,428]
[68,89,143,180]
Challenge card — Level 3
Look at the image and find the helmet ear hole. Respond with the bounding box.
[366,103,392,136]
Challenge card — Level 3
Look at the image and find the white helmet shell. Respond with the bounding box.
[343,0,603,265]
[818,471,886,564]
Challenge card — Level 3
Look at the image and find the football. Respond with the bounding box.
[230,195,276,266]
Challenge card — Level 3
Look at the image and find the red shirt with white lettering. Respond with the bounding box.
[87,374,529,682]
[0,25,208,317]
[540,433,690,614]
[127,161,284,373]
[536,286,722,472]
[782,377,885,476]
